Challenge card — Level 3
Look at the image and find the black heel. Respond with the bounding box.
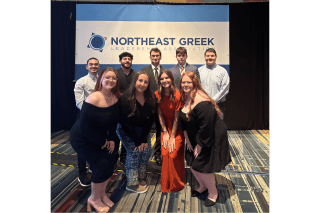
[191,190,200,197]
[191,189,208,197]
[204,193,219,207]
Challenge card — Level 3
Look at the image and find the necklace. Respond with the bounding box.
[100,90,113,100]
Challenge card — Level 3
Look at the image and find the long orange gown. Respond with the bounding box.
[155,90,185,193]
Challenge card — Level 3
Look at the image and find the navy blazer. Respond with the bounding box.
[140,65,166,93]
[169,63,201,89]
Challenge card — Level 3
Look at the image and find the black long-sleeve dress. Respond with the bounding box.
[179,101,231,173]
[70,101,119,183]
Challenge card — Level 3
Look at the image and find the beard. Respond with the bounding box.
[121,62,132,69]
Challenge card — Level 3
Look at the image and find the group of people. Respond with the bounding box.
[70,47,231,212]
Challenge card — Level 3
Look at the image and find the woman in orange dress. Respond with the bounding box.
[155,69,185,193]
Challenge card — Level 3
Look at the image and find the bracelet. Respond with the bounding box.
[163,130,168,133]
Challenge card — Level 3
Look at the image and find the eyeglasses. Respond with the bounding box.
[181,81,192,85]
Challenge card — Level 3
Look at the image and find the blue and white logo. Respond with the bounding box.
[87,33,107,52]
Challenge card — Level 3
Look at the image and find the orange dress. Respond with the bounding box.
[155,90,185,193]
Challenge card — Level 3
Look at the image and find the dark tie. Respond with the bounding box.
[154,67,159,84]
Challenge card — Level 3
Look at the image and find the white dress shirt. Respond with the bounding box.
[198,63,230,103]
[74,73,98,110]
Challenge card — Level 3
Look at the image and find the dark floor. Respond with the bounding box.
[51,130,269,212]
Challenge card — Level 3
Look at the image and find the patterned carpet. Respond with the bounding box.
[51,130,269,213]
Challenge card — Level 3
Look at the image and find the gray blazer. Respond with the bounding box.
[140,65,166,93]
[169,63,201,89]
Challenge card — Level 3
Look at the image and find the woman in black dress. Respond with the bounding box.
[179,72,231,207]
[70,67,121,212]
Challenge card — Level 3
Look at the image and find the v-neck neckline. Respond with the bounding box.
[136,99,145,107]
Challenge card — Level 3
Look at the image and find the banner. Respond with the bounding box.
[75,4,229,80]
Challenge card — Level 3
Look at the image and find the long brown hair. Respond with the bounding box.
[127,71,156,117]
[92,67,121,98]
[179,72,222,118]
[157,69,177,103]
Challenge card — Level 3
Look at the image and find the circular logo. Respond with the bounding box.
[88,35,105,51]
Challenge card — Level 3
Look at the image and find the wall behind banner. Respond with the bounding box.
[74,4,229,80]
[51,2,269,132]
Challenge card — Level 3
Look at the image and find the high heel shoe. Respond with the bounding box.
[191,189,208,197]
[102,195,114,208]
[204,193,219,207]
[87,198,110,212]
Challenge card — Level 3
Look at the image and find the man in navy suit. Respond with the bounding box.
[169,47,201,89]
[141,48,164,166]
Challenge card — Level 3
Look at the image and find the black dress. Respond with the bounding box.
[70,101,119,183]
[179,101,231,173]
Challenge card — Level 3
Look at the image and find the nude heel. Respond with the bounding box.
[87,202,92,211]
[87,198,110,212]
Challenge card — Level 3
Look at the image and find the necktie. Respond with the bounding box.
[180,66,185,75]
[155,67,159,84]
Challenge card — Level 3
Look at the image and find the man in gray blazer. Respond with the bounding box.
[141,47,164,166]
[169,47,201,89]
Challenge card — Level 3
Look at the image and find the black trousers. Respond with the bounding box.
[76,109,88,175]
[152,109,162,158]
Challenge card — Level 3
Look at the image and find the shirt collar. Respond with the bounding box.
[88,73,98,81]
[151,64,160,70]
[179,63,186,69]
[206,63,217,69]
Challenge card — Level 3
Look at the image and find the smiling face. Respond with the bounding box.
[205,51,217,66]
[120,56,132,69]
[101,71,117,90]
[135,74,149,93]
[181,75,193,94]
[86,59,100,75]
[159,72,172,89]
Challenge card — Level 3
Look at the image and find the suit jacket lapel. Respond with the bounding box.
[145,65,158,92]
[174,64,181,88]
[160,65,165,72]
[185,63,190,71]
